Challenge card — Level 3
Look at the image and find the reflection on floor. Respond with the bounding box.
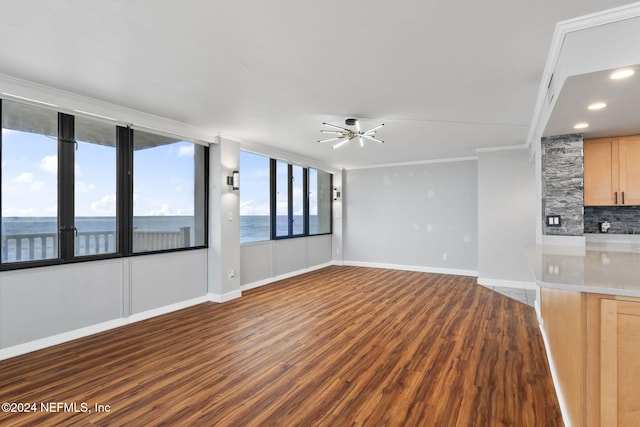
[483,286,536,307]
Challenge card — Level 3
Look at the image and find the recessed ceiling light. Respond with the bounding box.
[574,122,589,129]
[610,69,635,80]
[588,102,607,110]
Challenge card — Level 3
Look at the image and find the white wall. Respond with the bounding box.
[477,149,537,286]
[0,250,208,356]
[343,160,478,275]
[240,235,333,290]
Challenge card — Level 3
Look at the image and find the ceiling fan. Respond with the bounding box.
[318,118,384,149]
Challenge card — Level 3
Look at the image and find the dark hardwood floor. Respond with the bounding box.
[0,266,563,426]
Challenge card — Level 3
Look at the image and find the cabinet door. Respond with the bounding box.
[584,138,619,206]
[618,135,640,205]
[600,299,640,426]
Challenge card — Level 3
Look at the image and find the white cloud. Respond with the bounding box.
[178,145,194,157]
[175,185,183,192]
[15,172,34,184]
[240,200,270,216]
[29,181,45,192]
[41,155,57,175]
[9,173,44,192]
[43,205,57,215]
[76,181,96,193]
[90,194,116,215]
[19,207,36,216]
[147,203,171,216]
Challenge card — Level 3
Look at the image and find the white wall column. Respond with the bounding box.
[208,137,241,302]
[332,169,344,264]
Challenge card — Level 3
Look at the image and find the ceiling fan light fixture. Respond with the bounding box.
[333,138,351,150]
[318,118,385,149]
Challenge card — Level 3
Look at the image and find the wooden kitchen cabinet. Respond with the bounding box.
[540,289,640,427]
[600,298,640,426]
[584,135,640,206]
[618,134,640,205]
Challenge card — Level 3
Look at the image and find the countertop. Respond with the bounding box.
[527,242,640,297]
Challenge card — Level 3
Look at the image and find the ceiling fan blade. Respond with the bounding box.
[362,134,384,144]
[359,136,364,147]
[318,137,343,143]
[356,121,361,132]
[320,130,345,135]
[364,123,384,133]
[322,122,351,132]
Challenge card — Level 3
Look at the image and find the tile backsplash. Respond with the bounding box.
[584,206,640,234]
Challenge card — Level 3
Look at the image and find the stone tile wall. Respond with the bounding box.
[584,206,640,234]
[541,134,584,236]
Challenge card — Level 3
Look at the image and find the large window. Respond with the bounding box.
[133,130,207,252]
[1,100,59,262]
[309,168,332,235]
[274,160,289,238]
[292,164,305,235]
[74,116,117,256]
[239,151,270,243]
[239,150,332,243]
[0,98,208,269]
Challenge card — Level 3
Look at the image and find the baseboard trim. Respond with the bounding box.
[538,323,572,427]
[207,290,242,303]
[0,295,209,361]
[342,260,478,277]
[240,261,334,292]
[477,277,537,290]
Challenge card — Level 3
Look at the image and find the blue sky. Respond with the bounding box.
[1,128,196,217]
[240,151,317,217]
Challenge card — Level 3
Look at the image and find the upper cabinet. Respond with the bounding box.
[584,135,640,206]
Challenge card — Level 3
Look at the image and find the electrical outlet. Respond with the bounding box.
[228,270,235,281]
[546,215,561,227]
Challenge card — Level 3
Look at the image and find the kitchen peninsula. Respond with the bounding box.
[528,242,640,427]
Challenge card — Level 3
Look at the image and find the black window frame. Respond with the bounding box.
[307,167,333,237]
[0,99,209,271]
[269,158,332,241]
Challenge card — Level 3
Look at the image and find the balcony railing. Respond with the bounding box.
[1,227,191,262]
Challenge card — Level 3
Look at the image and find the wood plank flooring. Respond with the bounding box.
[0,266,563,426]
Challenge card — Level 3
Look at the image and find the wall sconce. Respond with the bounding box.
[333,187,341,201]
[227,170,239,190]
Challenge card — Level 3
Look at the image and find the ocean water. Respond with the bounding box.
[1,216,197,262]
[240,215,326,243]
[2,215,329,260]
[1,216,195,234]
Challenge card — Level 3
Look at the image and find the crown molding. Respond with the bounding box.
[475,144,528,154]
[346,156,477,171]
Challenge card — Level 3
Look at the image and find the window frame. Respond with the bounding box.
[267,158,332,241]
[0,99,209,271]
[307,167,333,237]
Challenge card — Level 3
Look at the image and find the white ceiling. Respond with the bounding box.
[544,64,640,139]
[0,0,635,169]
